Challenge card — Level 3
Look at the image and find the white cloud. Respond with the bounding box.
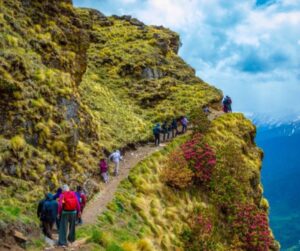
[73,0,300,121]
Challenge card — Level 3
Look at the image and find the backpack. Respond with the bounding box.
[63,191,77,211]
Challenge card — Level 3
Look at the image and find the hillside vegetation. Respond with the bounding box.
[0,0,223,244]
[76,113,279,251]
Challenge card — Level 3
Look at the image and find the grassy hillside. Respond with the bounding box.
[0,0,222,244]
[76,113,279,251]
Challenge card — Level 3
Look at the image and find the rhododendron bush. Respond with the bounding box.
[162,133,216,189]
[161,151,193,189]
[232,204,274,251]
[181,133,216,184]
[182,211,216,251]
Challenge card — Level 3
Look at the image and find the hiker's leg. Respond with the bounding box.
[101,172,106,183]
[42,221,48,237]
[56,217,60,231]
[58,213,68,246]
[114,161,119,175]
[45,221,54,239]
[67,213,76,243]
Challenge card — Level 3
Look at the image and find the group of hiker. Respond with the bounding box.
[152,116,188,146]
[99,149,123,183]
[37,185,86,247]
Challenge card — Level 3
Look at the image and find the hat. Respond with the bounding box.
[62,184,70,192]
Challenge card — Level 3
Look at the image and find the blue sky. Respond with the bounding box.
[74,0,300,122]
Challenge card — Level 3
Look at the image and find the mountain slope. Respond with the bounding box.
[0,0,222,245]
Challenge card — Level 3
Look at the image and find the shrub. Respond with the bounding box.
[182,212,216,251]
[231,204,274,251]
[10,135,26,152]
[161,151,193,189]
[181,133,216,184]
[189,107,211,134]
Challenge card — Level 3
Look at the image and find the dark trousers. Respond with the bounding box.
[42,221,54,239]
[77,208,84,225]
[182,125,187,133]
[154,133,160,146]
[172,129,177,138]
[163,132,169,141]
[58,211,76,246]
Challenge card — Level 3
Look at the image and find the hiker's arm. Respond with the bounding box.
[57,194,63,216]
[76,195,81,215]
[37,201,42,218]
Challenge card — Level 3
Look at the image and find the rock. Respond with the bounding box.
[142,67,164,79]
[13,230,27,243]
[129,18,145,27]
[58,98,79,122]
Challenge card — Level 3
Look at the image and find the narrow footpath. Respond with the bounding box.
[82,143,165,224]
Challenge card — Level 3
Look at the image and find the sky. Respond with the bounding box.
[74,0,300,123]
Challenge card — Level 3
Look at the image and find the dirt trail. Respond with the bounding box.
[82,143,165,225]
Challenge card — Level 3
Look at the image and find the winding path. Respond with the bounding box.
[82,143,166,224]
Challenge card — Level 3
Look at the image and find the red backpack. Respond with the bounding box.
[62,191,77,211]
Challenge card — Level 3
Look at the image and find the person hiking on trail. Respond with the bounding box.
[203,105,211,115]
[37,194,47,227]
[181,116,188,133]
[58,185,81,247]
[152,123,161,146]
[75,186,87,225]
[41,193,58,240]
[161,121,169,141]
[222,95,232,113]
[171,118,178,138]
[109,150,123,176]
[99,158,109,183]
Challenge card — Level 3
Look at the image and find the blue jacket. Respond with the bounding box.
[42,193,58,222]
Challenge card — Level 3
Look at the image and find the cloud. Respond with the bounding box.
[73,0,300,121]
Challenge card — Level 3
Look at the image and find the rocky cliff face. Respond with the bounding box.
[0,0,277,250]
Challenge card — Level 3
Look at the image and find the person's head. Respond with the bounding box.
[100,158,106,162]
[46,193,53,200]
[116,150,120,154]
[56,187,62,194]
[156,123,160,127]
[77,185,82,192]
[62,184,70,192]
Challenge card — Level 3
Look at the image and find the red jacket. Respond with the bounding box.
[99,160,108,173]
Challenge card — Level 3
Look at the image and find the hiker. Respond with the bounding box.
[37,194,47,227]
[222,96,232,113]
[203,105,211,115]
[41,193,58,239]
[109,150,123,176]
[171,118,178,138]
[161,121,169,141]
[152,123,161,146]
[75,186,87,225]
[181,116,188,133]
[58,185,81,247]
[99,158,109,183]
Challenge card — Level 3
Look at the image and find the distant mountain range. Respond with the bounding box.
[255,117,300,251]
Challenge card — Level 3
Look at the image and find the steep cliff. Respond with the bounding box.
[0,0,278,250]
